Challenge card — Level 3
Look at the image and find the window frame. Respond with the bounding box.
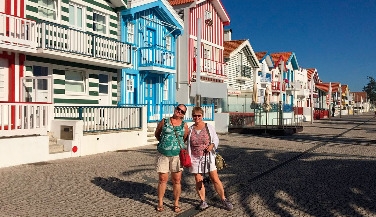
[65,70,88,95]
[69,2,85,30]
[165,36,171,51]
[127,22,134,44]
[38,0,59,21]
[126,78,134,93]
[92,10,107,35]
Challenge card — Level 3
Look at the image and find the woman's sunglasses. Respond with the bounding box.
[192,114,202,118]
[176,107,186,115]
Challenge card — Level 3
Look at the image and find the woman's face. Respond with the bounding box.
[174,105,186,118]
[192,111,203,124]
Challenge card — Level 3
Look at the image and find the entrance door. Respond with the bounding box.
[145,77,157,120]
[33,66,50,102]
[98,73,110,106]
[0,58,8,101]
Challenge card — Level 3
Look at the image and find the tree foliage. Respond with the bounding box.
[362,76,376,103]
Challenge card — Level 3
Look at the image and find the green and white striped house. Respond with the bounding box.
[24,0,131,105]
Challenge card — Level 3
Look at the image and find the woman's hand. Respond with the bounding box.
[204,143,214,153]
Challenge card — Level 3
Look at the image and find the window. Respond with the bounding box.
[163,79,168,100]
[93,11,106,34]
[38,0,58,20]
[127,22,134,43]
[69,3,84,29]
[98,74,108,94]
[126,79,134,92]
[166,36,171,51]
[205,10,212,20]
[65,70,86,94]
[33,66,48,90]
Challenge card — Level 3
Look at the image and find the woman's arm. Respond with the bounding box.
[208,123,219,150]
[154,119,165,141]
[183,123,189,142]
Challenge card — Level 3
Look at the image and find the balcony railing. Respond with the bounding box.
[0,13,37,51]
[139,46,175,69]
[36,21,131,65]
[271,81,286,92]
[0,102,51,137]
[235,65,251,81]
[54,106,142,132]
[202,58,225,76]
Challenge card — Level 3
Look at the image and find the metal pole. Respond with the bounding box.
[328,82,332,120]
[195,18,202,107]
[339,83,342,118]
[310,78,314,124]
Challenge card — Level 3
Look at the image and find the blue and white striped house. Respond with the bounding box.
[119,0,184,122]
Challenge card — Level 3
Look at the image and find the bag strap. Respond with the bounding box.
[172,118,183,149]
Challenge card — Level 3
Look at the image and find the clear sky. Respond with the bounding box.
[220,0,376,91]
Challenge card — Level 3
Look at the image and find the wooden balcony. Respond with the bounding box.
[0,13,37,53]
[34,21,132,69]
[235,65,251,82]
[139,46,175,73]
[271,81,286,92]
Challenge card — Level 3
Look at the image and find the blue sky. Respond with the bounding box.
[221,0,376,91]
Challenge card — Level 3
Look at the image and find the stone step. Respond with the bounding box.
[49,144,64,154]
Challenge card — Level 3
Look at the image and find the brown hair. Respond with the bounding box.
[191,106,204,116]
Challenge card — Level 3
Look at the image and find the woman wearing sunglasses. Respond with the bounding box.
[154,104,188,213]
[186,106,233,211]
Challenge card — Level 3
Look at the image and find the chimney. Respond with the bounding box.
[224,29,232,41]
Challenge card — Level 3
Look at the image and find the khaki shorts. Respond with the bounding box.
[156,153,183,173]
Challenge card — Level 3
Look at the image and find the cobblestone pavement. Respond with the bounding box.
[1,113,375,217]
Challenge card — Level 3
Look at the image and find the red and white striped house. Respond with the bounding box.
[168,0,230,108]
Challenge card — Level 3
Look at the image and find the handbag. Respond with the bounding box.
[205,123,227,170]
[173,124,192,168]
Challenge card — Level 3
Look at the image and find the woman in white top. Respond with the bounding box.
[186,106,233,211]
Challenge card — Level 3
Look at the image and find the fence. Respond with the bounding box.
[54,106,142,132]
[0,102,51,137]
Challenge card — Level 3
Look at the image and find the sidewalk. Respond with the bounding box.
[0,113,375,216]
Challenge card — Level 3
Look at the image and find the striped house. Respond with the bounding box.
[119,0,184,122]
[23,0,132,106]
[168,0,230,111]
[1,0,35,103]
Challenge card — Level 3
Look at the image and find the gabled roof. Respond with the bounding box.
[255,51,274,67]
[315,82,341,92]
[341,84,348,94]
[255,52,267,61]
[168,0,230,25]
[168,0,194,5]
[223,40,245,58]
[123,0,184,35]
[307,68,316,80]
[223,39,259,68]
[352,92,367,102]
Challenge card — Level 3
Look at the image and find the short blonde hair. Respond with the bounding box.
[191,106,204,116]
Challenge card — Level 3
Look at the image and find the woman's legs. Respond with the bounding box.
[171,171,182,207]
[209,170,225,200]
[194,173,206,201]
[157,172,168,208]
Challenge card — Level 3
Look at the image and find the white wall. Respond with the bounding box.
[0,136,49,168]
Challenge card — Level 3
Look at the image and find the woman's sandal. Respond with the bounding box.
[174,206,181,213]
[156,206,164,212]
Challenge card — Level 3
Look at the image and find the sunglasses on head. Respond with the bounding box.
[176,106,186,115]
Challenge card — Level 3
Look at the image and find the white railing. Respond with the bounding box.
[54,106,142,132]
[36,22,131,64]
[0,103,51,137]
[0,12,37,48]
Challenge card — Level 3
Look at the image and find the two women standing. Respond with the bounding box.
[154,105,233,212]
